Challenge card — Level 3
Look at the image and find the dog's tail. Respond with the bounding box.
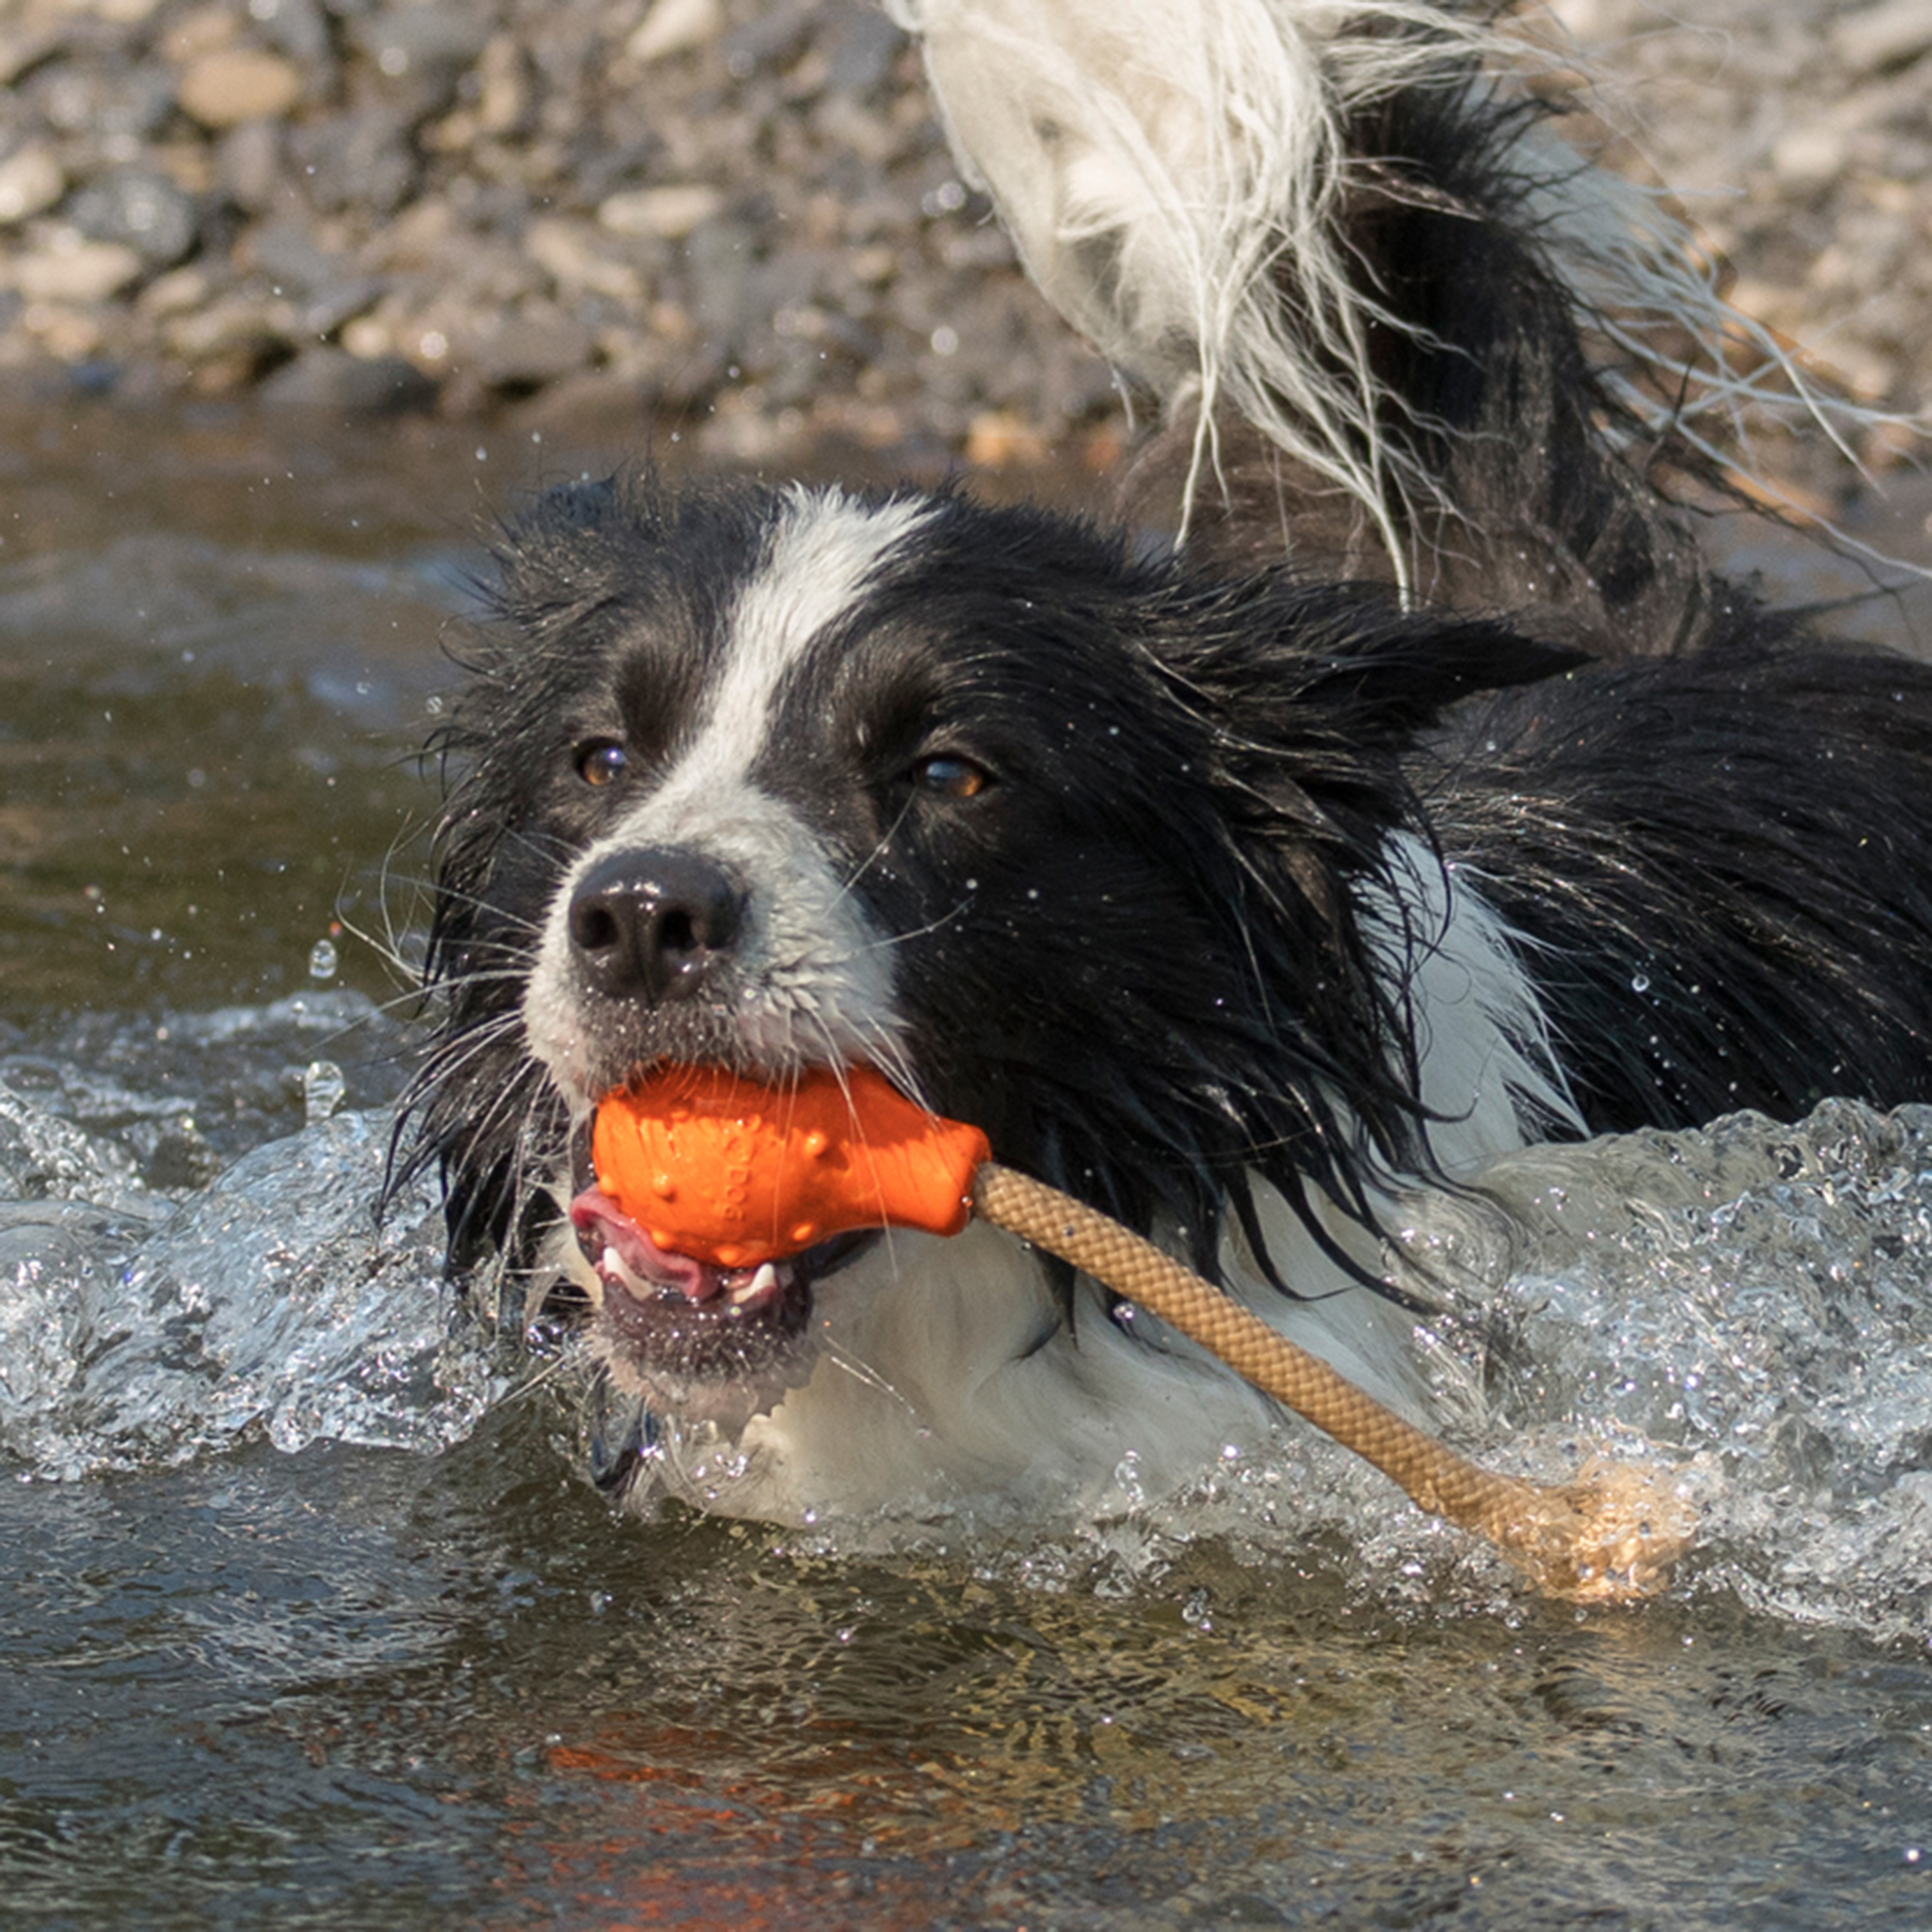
[890,0,1907,640]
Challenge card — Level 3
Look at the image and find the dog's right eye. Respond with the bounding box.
[576,739,628,787]
[911,753,991,799]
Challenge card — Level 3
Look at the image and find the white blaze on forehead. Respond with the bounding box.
[663,484,933,808]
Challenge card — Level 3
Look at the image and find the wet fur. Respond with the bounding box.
[393,5,1932,1522]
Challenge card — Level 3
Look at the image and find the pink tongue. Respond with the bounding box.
[569,1186,721,1303]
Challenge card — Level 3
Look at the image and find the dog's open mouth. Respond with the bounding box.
[566,1179,871,1422]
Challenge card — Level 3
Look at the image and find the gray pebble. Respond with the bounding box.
[822,10,906,99]
[249,0,335,66]
[289,104,422,216]
[29,58,175,142]
[66,169,199,270]
[349,3,497,105]
[217,120,290,215]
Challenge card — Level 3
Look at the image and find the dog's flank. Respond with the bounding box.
[398,475,1932,1522]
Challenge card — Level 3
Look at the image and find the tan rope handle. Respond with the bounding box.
[971,1162,1693,1602]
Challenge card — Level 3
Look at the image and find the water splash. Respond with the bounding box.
[1120,1100,1932,1637]
[779,1100,1932,1637]
[0,1075,502,1479]
[4,1029,1930,1637]
[302,1060,348,1123]
[1461,1100,1932,1639]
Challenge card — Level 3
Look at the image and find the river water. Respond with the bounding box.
[3,400,1931,1928]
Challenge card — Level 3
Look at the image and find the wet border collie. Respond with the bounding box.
[397,2,1932,1527]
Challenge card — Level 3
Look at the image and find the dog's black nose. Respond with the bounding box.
[567,848,747,1004]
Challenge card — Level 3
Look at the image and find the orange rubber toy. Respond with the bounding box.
[589,1065,992,1267]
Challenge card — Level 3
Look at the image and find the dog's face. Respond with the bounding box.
[410,473,1559,1447]
[437,478,1247,1417]
[516,485,936,1102]
[479,476,1274,1108]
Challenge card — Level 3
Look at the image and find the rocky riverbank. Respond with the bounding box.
[0,0,1927,483]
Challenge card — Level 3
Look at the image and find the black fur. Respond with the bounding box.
[390,26,1932,1444]
[398,476,1932,1317]
[1434,636,1932,1128]
[401,479,1565,1285]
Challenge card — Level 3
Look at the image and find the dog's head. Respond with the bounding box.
[401,473,1570,1424]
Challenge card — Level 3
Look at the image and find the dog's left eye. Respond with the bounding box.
[576,739,628,787]
[911,753,990,799]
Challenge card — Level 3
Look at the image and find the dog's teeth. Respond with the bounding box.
[602,1244,652,1296]
[731,1262,779,1306]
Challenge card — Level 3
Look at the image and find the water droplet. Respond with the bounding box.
[1631,972,1650,994]
[302,1060,347,1124]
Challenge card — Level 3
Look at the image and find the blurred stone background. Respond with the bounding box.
[0,0,1926,483]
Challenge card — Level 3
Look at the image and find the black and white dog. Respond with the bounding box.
[398,2,1932,1526]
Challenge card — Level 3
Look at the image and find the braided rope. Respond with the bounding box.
[971,1162,1693,1602]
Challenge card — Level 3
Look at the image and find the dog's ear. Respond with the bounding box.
[1149,573,1590,761]
[1271,591,1593,747]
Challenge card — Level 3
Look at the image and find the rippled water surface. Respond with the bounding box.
[4,402,1932,1928]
